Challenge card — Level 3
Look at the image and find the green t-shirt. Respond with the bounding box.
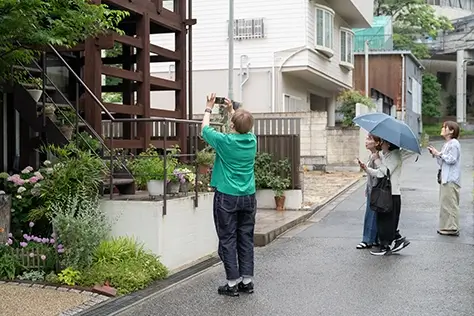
[201,125,257,196]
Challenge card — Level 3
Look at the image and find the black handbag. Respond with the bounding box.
[370,169,393,213]
[437,169,441,184]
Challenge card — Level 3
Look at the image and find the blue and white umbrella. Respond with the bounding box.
[353,112,421,155]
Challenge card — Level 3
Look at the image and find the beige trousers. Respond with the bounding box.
[439,182,460,232]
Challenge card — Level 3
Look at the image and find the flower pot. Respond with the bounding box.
[27,89,43,103]
[147,180,164,196]
[44,106,56,122]
[198,164,210,174]
[167,181,180,194]
[274,195,286,211]
[59,125,74,140]
[179,182,190,193]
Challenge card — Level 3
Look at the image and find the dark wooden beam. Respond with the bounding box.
[104,139,143,148]
[102,65,143,82]
[137,12,152,149]
[102,54,178,64]
[150,44,180,61]
[150,76,181,90]
[114,34,143,49]
[150,109,181,118]
[105,0,181,32]
[104,103,144,115]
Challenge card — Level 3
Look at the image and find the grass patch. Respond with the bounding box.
[423,123,474,137]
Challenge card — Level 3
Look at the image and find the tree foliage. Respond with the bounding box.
[422,73,441,118]
[374,0,453,59]
[0,0,128,83]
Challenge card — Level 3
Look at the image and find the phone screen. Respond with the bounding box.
[214,97,226,104]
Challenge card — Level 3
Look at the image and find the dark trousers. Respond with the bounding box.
[213,191,256,280]
[376,195,402,247]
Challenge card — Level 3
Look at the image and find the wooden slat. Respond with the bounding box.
[104,139,143,148]
[104,103,144,115]
[114,34,143,49]
[150,76,181,90]
[103,55,177,64]
[150,139,179,148]
[150,108,181,118]
[106,0,181,31]
[150,44,180,61]
[102,65,143,82]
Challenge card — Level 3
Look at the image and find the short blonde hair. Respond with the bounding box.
[231,109,254,134]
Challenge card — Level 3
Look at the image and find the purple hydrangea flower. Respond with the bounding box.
[49,238,55,244]
[23,234,31,241]
[7,238,13,245]
[57,248,65,254]
[20,242,27,247]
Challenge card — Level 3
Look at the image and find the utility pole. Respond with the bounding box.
[228,0,234,100]
[364,40,369,97]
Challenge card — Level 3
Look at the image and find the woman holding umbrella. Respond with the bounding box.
[359,140,410,256]
[427,121,462,236]
[356,134,382,250]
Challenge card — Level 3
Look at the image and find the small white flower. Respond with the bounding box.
[46,168,53,174]
[17,187,26,193]
[43,160,51,166]
[21,169,29,174]
[0,190,5,195]
[15,195,22,200]
[34,183,41,188]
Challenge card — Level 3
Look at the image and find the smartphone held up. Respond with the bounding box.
[214,96,242,111]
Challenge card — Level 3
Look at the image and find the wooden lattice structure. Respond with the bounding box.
[75,0,193,151]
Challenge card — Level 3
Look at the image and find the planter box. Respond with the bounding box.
[101,193,217,272]
[255,189,302,210]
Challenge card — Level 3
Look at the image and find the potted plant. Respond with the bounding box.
[269,175,291,211]
[22,77,44,102]
[174,167,195,193]
[196,148,215,174]
[56,108,77,140]
[126,146,166,196]
[43,104,56,122]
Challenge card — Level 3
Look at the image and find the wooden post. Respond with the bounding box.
[0,194,11,243]
[137,13,151,149]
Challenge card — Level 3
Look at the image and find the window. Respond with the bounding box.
[315,5,334,57]
[340,28,354,69]
[283,94,303,112]
[231,18,265,40]
[408,77,413,93]
[412,79,422,115]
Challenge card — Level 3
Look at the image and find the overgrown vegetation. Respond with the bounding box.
[254,152,291,197]
[374,0,453,59]
[337,90,375,127]
[422,73,442,119]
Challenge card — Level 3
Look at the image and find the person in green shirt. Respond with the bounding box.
[201,93,257,297]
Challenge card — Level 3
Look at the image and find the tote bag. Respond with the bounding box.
[369,169,393,213]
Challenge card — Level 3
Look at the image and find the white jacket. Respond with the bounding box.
[365,149,402,195]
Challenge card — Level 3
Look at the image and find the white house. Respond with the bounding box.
[150,0,373,117]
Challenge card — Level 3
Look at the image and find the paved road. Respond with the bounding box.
[119,140,474,316]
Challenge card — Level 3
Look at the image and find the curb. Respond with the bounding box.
[254,175,364,247]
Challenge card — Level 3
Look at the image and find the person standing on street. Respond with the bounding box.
[427,121,462,236]
[356,134,382,250]
[359,139,410,256]
[201,93,257,297]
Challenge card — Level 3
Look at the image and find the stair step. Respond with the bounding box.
[22,83,56,91]
[37,102,71,108]
[13,65,43,73]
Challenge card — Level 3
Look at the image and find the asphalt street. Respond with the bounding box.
[118,139,474,316]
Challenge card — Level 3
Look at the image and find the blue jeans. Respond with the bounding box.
[213,191,256,280]
[362,192,378,244]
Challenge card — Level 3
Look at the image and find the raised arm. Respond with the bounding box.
[365,151,400,178]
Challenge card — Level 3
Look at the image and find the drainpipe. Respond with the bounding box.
[401,54,405,121]
[272,46,308,112]
[239,55,250,103]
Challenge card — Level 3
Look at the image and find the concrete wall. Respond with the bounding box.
[405,56,423,137]
[326,127,360,171]
[101,194,218,272]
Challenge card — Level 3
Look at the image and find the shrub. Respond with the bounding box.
[254,152,291,194]
[50,192,110,270]
[0,245,21,280]
[81,237,168,295]
[337,89,375,127]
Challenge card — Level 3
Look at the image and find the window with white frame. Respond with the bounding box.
[408,77,413,93]
[315,5,334,55]
[232,18,265,40]
[283,94,303,112]
[340,28,354,66]
[411,79,422,115]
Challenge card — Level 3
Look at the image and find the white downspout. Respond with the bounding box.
[401,54,405,121]
[272,46,308,112]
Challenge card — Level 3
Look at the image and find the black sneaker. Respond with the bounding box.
[218,283,239,297]
[370,246,392,256]
[391,237,406,253]
[238,281,254,294]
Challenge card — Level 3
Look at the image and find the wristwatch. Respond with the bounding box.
[204,108,212,114]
